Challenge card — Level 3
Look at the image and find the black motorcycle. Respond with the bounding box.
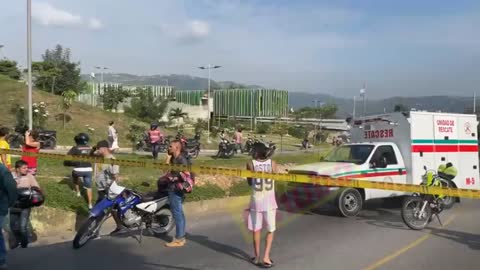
[266,141,276,158]
[8,127,56,149]
[136,133,170,153]
[243,137,254,154]
[216,139,236,159]
[182,136,201,159]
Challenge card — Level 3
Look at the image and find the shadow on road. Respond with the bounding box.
[429,228,480,250]
[187,234,251,263]
[8,237,199,270]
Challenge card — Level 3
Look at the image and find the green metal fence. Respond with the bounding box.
[174,90,205,106]
[213,89,288,117]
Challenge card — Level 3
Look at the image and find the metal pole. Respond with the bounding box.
[207,64,211,143]
[27,0,33,130]
[363,95,366,118]
[353,96,356,118]
[474,92,476,113]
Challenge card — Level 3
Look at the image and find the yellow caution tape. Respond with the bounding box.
[1,149,479,199]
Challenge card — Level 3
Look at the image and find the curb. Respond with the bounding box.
[22,195,250,247]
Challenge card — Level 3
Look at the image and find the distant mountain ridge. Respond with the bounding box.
[81,73,475,118]
[81,73,262,90]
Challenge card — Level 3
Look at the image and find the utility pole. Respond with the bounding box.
[198,64,222,143]
[27,0,33,130]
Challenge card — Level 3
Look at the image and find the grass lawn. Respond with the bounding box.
[12,149,329,216]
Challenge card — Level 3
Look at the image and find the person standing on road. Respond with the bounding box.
[64,133,94,209]
[148,122,163,160]
[163,140,192,248]
[0,163,18,269]
[0,128,11,171]
[246,142,278,268]
[108,121,119,152]
[9,160,40,249]
[21,130,40,176]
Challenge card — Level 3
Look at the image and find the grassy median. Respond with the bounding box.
[12,149,328,216]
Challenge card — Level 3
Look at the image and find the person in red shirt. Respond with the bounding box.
[148,122,163,160]
[21,130,41,176]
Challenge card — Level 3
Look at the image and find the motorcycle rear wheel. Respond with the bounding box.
[401,196,432,230]
[73,216,103,249]
[150,208,175,236]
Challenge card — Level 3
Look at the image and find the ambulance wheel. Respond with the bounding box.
[336,188,363,217]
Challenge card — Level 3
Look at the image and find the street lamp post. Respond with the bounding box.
[94,66,108,84]
[27,0,33,130]
[198,64,221,144]
[360,87,366,118]
[0,44,5,59]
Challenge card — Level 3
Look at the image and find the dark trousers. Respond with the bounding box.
[152,143,160,160]
[10,208,32,248]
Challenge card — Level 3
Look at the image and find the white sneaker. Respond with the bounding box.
[88,204,93,210]
[76,192,81,197]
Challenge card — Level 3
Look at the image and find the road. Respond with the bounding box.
[8,198,480,270]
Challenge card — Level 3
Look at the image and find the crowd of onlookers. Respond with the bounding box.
[0,121,280,269]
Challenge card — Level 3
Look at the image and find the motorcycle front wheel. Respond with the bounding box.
[72,215,104,249]
[401,196,432,230]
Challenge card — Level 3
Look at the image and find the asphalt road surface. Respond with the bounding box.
[8,198,480,270]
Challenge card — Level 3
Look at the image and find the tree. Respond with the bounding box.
[100,84,130,111]
[59,90,77,129]
[394,104,409,112]
[272,122,289,152]
[124,88,169,123]
[168,108,188,130]
[293,104,338,119]
[34,44,85,95]
[0,60,21,80]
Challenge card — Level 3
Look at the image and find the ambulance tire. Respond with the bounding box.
[336,188,363,217]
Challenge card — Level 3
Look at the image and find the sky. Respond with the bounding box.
[1,0,480,99]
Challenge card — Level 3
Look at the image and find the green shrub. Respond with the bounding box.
[228,181,251,197]
[256,123,271,134]
[288,125,308,139]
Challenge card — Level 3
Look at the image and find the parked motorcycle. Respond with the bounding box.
[266,141,276,158]
[243,136,255,155]
[8,127,56,149]
[72,181,174,249]
[136,133,170,153]
[177,133,201,159]
[401,165,456,230]
[216,139,236,159]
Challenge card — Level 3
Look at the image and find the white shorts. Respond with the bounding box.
[247,210,277,232]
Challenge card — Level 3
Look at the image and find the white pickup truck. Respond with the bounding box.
[287,111,480,217]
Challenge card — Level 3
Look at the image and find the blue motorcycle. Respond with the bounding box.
[73,181,174,249]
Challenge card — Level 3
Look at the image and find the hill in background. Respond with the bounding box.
[82,72,475,118]
[0,75,139,146]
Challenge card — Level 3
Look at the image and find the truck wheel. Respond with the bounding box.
[336,188,363,217]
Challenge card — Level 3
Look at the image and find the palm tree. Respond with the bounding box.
[168,108,188,130]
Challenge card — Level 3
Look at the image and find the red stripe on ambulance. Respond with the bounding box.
[412,145,478,153]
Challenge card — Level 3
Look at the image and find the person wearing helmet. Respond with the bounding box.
[64,133,94,209]
[246,141,278,268]
[148,122,164,160]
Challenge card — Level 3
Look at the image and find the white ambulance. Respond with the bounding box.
[287,111,480,217]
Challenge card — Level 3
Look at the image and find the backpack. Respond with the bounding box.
[175,171,195,193]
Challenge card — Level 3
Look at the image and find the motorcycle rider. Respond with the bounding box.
[234,128,243,153]
[148,122,164,160]
[91,140,125,235]
[64,133,94,209]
